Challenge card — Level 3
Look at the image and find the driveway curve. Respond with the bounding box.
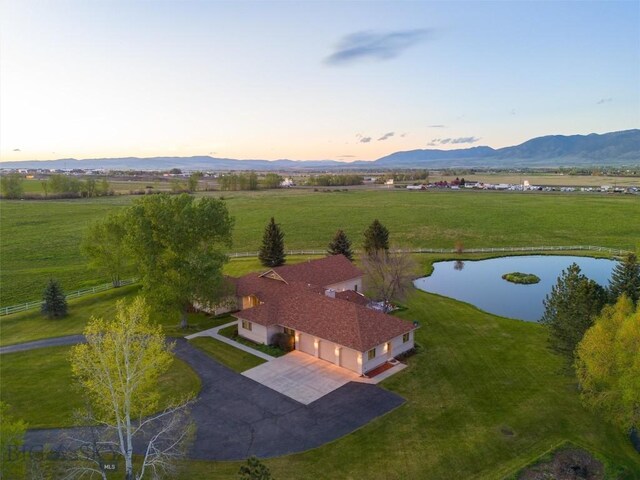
[21,338,405,460]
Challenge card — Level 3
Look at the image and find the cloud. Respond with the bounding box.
[13,148,21,151]
[596,97,613,104]
[359,136,372,143]
[428,136,480,146]
[400,133,407,137]
[509,109,516,115]
[377,132,395,141]
[325,29,431,66]
[338,154,356,158]
[428,124,446,128]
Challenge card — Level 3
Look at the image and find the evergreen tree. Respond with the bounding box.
[608,253,640,305]
[327,229,354,261]
[41,279,68,318]
[238,456,273,480]
[541,263,607,359]
[258,217,286,267]
[363,219,389,256]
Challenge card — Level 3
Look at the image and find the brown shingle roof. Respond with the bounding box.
[233,286,415,352]
[335,290,370,306]
[267,254,362,287]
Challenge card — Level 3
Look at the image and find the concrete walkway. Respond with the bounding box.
[0,335,85,354]
[185,321,275,362]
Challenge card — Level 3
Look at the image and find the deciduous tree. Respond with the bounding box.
[361,249,417,312]
[81,212,132,287]
[259,217,286,268]
[363,219,389,256]
[608,253,640,306]
[0,402,27,479]
[540,263,607,359]
[0,173,24,199]
[41,279,68,319]
[327,229,353,261]
[70,297,193,480]
[575,295,640,434]
[187,172,203,193]
[122,193,234,328]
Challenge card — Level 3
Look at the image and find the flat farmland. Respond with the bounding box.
[1,189,638,305]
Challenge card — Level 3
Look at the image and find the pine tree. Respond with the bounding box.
[608,253,640,305]
[258,217,286,267]
[41,279,68,318]
[327,229,354,261]
[363,219,389,256]
[541,263,606,359]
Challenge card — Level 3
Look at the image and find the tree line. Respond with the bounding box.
[305,174,363,187]
[218,172,283,191]
[0,173,113,199]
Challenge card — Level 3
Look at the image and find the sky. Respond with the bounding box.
[1,0,639,162]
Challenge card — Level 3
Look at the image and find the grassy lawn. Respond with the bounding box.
[2,190,638,304]
[172,290,640,479]
[0,345,200,428]
[189,336,266,372]
[218,324,286,357]
[0,284,226,346]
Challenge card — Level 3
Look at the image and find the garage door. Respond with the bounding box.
[318,340,336,363]
[340,348,359,373]
[298,333,315,356]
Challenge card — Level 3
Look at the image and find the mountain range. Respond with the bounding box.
[2,130,638,171]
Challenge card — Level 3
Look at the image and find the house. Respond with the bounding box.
[230,255,417,375]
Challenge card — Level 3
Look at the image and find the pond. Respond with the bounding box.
[413,255,618,322]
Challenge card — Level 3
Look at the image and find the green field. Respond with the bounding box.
[2,190,638,305]
[0,345,200,428]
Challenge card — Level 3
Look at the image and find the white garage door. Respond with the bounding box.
[340,348,359,373]
[318,340,336,363]
[298,333,315,356]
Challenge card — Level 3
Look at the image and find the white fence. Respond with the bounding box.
[1,279,136,316]
[1,245,630,316]
[228,245,631,258]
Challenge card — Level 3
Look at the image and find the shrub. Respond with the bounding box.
[271,332,294,352]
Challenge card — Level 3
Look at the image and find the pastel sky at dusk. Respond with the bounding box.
[1,0,639,162]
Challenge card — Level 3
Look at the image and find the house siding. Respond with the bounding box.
[325,277,362,293]
[362,331,415,374]
[237,319,268,344]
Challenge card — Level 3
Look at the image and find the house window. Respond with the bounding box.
[283,327,295,336]
[241,320,252,331]
[403,333,410,343]
[367,348,376,360]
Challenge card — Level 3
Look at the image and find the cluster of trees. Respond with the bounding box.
[0,173,24,199]
[541,253,640,439]
[82,193,234,328]
[170,171,204,193]
[46,174,112,197]
[306,174,363,187]
[218,172,259,191]
[376,170,429,183]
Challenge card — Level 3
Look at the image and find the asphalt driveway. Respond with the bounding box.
[23,339,405,460]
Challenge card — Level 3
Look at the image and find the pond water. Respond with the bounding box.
[413,255,618,322]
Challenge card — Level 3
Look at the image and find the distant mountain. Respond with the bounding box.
[374,130,640,168]
[2,130,638,170]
